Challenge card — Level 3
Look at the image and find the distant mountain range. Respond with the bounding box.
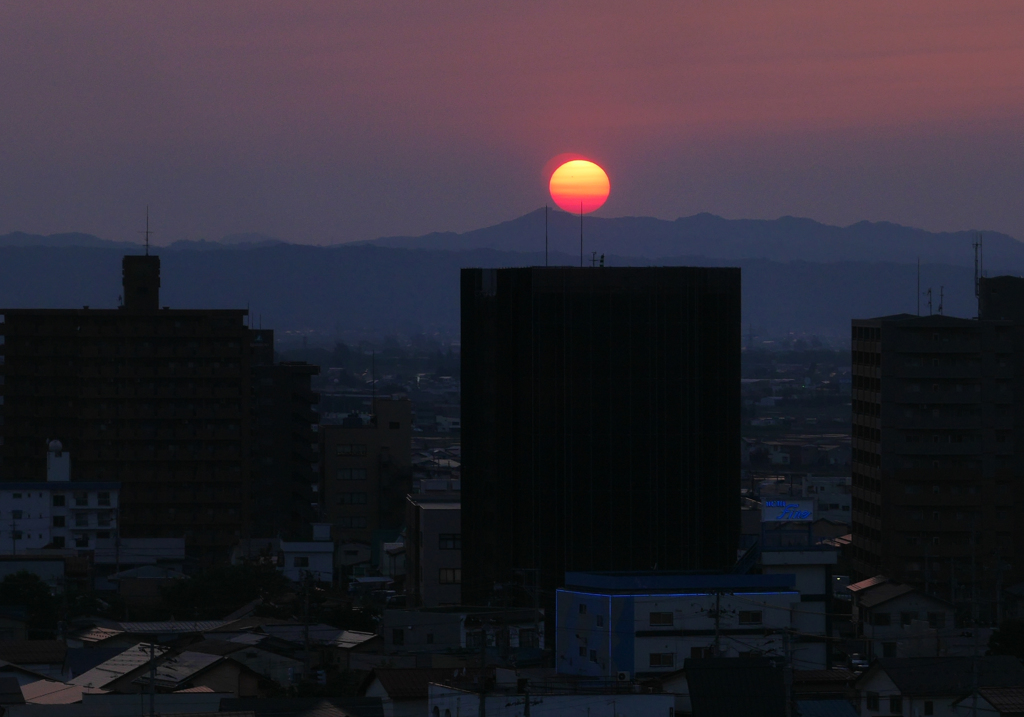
[370,208,1021,269]
[0,211,1014,340]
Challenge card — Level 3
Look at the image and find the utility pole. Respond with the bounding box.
[713,590,722,656]
[479,628,487,717]
[148,642,156,717]
[303,572,311,681]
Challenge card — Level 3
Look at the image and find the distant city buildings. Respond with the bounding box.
[460,266,742,617]
[320,398,412,548]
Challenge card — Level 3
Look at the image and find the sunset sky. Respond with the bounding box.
[2,2,1023,244]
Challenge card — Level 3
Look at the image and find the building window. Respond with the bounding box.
[75,513,89,528]
[927,612,945,629]
[389,421,400,429]
[11,510,22,520]
[873,612,891,626]
[52,516,65,528]
[596,615,604,627]
[74,493,88,507]
[866,693,879,711]
[650,612,673,627]
[336,468,368,481]
[438,568,461,584]
[12,494,21,500]
[901,612,917,626]
[889,696,902,714]
[579,604,587,615]
[74,535,88,548]
[337,444,367,456]
[439,533,461,550]
[337,517,368,529]
[649,653,675,668]
[98,492,111,506]
[98,512,112,528]
[11,531,22,541]
[426,633,434,644]
[293,556,309,568]
[52,495,65,507]
[52,536,65,548]
[578,645,586,657]
[739,611,763,625]
[338,492,368,505]
[393,628,404,646]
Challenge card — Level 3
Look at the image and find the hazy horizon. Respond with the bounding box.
[3,3,1024,245]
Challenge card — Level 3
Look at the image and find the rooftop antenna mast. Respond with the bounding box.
[139,205,154,256]
[917,257,921,316]
[926,288,933,316]
[938,286,944,316]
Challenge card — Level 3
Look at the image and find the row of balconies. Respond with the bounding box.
[74,448,241,461]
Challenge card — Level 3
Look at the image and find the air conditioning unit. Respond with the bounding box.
[617,671,630,682]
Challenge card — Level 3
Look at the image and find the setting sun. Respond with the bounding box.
[548,159,610,214]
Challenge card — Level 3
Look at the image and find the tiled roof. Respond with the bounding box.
[187,639,248,657]
[866,657,1024,696]
[69,643,169,688]
[371,668,479,701]
[846,575,888,593]
[21,679,107,705]
[69,626,124,644]
[132,651,221,688]
[975,686,1024,713]
[857,584,918,609]
[0,640,67,665]
[332,631,380,649]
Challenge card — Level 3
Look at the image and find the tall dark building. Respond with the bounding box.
[460,266,741,609]
[249,329,321,540]
[851,278,1024,623]
[0,255,251,562]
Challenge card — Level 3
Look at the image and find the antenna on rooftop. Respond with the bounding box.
[938,286,944,316]
[926,288,933,316]
[139,206,154,255]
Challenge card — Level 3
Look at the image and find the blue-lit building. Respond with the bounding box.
[556,568,831,678]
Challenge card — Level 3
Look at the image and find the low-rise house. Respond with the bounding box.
[848,577,955,659]
[19,679,108,705]
[331,630,384,671]
[363,668,484,717]
[856,657,1024,717]
[105,565,186,609]
[952,686,1024,716]
[129,650,264,697]
[189,636,304,688]
[0,640,68,680]
[405,495,460,608]
[68,643,170,691]
[381,607,544,657]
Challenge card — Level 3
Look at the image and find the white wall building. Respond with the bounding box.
[0,441,119,554]
[802,475,852,524]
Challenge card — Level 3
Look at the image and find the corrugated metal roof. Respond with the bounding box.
[0,640,67,665]
[69,626,124,644]
[118,620,230,633]
[69,643,169,688]
[21,680,107,705]
[857,583,918,609]
[133,651,221,688]
[333,631,379,650]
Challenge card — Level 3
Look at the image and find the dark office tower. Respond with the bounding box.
[0,255,251,563]
[249,329,321,539]
[851,308,1020,623]
[461,266,741,608]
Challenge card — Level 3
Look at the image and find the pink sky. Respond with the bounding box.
[1,1,1023,244]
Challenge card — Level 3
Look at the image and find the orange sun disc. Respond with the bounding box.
[548,159,610,214]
